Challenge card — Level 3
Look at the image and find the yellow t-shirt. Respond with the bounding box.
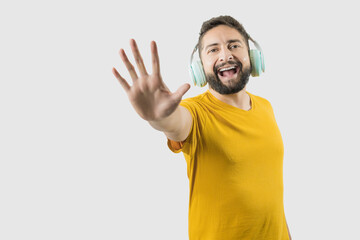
[167,90,289,240]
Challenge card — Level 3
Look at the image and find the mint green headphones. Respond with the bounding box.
[189,36,265,87]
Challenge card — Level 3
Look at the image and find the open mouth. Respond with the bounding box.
[217,66,240,79]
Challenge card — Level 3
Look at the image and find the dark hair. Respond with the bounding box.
[197,15,250,55]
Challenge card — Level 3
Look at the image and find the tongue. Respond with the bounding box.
[222,69,236,77]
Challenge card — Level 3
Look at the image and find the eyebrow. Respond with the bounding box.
[203,39,243,51]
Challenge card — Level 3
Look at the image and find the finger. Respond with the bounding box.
[151,41,160,75]
[119,48,138,81]
[171,83,191,102]
[130,39,148,77]
[112,67,130,92]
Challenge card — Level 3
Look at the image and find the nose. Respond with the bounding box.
[219,47,233,62]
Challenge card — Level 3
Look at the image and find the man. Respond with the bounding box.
[112,15,292,240]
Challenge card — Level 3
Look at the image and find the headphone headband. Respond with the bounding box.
[248,36,263,54]
[190,44,199,64]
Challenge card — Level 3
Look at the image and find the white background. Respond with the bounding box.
[1,0,359,239]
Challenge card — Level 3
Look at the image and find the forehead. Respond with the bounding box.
[201,25,246,51]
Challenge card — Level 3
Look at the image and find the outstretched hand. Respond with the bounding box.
[112,39,190,121]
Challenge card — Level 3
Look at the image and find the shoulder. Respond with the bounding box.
[247,91,273,108]
[181,91,208,104]
[180,91,209,111]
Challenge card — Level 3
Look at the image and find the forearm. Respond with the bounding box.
[148,106,183,133]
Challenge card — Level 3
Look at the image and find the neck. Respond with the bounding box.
[208,87,251,111]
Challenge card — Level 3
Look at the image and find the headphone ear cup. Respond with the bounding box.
[249,49,262,77]
[190,59,207,87]
[261,51,265,73]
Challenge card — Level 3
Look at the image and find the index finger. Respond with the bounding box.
[151,41,160,75]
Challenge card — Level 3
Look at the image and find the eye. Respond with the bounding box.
[208,48,218,53]
[230,44,240,49]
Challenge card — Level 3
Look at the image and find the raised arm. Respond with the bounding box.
[112,39,192,142]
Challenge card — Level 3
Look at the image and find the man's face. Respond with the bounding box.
[200,25,251,94]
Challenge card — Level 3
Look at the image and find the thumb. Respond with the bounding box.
[172,83,191,102]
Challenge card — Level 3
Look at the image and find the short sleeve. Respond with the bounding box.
[166,98,205,155]
[167,138,185,153]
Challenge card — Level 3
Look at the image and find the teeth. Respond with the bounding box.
[219,66,236,72]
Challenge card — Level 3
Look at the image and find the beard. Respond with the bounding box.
[205,60,251,95]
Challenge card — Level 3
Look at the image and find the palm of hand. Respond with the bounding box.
[112,39,190,121]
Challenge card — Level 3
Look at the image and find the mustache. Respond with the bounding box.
[214,60,243,73]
